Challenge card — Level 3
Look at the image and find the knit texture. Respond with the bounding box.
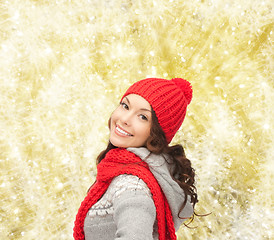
[121,78,193,143]
[73,148,176,240]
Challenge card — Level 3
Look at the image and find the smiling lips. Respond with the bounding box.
[115,125,133,137]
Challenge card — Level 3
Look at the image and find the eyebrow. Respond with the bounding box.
[124,96,151,112]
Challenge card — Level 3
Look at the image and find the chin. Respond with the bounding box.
[109,139,127,148]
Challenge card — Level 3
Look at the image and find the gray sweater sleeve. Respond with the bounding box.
[113,181,156,240]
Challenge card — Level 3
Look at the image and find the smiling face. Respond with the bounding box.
[109,94,152,148]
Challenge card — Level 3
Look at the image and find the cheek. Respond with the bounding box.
[109,110,119,126]
[145,127,151,138]
[140,125,151,140]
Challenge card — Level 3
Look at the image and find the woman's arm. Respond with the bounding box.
[112,175,156,240]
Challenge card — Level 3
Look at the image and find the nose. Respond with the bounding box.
[120,111,133,126]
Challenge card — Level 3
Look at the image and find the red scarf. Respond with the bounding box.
[73,148,176,240]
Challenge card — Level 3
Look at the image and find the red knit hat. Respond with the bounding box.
[121,78,193,143]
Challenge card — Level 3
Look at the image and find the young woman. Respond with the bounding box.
[73,78,198,240]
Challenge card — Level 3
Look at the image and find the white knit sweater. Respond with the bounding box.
[84,147,193,240]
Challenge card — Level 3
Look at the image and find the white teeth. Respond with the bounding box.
[116,126,132,136]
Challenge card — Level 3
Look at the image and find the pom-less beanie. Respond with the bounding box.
[121,78,193,143]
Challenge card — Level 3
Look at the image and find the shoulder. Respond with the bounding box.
[110,174,152,200]
[112,175,156,222]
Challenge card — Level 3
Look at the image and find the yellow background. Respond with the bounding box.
[0,0,273,239]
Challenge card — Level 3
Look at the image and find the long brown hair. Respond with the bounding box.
[96,109,198,224]
[146,109,198,225]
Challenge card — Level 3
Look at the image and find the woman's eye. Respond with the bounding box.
[140,114,148,121]
[121,102,129,110]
